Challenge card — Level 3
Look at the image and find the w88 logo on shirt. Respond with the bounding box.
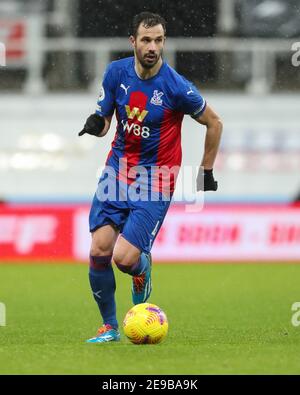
[121,120,151,139]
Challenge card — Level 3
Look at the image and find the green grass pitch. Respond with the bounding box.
[1,262,300,374]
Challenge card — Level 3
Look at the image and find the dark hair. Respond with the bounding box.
[131,12,166,37]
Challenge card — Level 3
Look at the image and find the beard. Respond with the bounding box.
[136,49,162,69]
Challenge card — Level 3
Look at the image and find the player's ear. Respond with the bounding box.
[129,35,136,48]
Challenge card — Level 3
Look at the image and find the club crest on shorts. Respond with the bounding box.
[150,90,164,106]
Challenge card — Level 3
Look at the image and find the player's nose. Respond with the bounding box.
[148,41,157,51]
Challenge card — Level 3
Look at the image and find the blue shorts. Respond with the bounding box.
[89,177,172,254]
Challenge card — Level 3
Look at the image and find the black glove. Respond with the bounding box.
[78,113,105,137]
[196,168,218,191]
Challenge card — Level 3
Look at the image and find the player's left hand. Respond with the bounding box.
[196,168,218,191]
[78,113,105,137]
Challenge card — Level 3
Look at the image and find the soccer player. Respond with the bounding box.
[79,12,223,343]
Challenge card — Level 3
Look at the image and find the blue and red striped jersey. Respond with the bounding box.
[95,56,206,193]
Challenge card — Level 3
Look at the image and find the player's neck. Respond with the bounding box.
[134,57,163,80]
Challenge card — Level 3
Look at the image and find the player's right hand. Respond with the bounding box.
[78,113,105,137]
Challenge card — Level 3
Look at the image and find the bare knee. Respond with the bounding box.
[112,251,135,267]
[90,244,112,257]
[112,241,141,267]
[90,235,115,257]
[90,225,119,257]
[112,235,141,268]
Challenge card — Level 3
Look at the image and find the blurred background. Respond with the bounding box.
[0,0,300,262]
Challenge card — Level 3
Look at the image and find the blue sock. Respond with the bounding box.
[116,252,149,276]
[89,255,118,329]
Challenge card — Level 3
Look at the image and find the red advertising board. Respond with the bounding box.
[151,204,300,261]
[0,19,26,62]
[0,203,300,263]
[0,204,74,261]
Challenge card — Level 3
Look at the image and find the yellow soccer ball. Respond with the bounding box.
[123,303,168,344]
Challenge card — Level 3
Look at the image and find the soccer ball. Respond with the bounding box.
[123,303,168,344]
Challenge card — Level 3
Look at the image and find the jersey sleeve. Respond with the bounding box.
[95,63,116,117]
[176,77,206,119]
